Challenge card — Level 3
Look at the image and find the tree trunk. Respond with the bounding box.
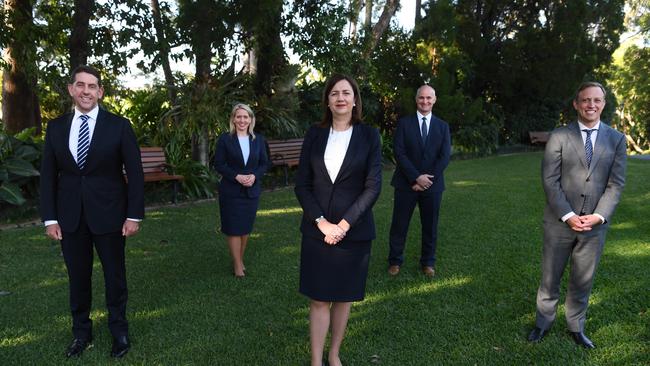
[2,0,41,135]
[350,0,361,41]
[189,3,213,165]
[69,0,94,69]
[415,0,422,26]
[150,0,180,126]
[253,0,285,98]
[365,0,373,28]
[363,0,399,58]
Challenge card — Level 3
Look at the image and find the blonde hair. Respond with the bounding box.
[229,103,256,140]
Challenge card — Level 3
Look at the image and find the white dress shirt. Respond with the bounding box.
[417,111,430,137]
[324,126,353,183]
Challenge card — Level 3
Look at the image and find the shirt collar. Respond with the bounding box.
[73,105,100,121]
[417,111,431,122]
[577,120,600,131]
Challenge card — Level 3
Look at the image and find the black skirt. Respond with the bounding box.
[219,194,259,236]
[299,235,371,302]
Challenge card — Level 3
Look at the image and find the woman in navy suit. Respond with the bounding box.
[295,74,382,366]
[213,104,269,277]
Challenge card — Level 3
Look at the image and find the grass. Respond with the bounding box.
[1,152,648,365]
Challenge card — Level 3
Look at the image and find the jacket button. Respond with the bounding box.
[580,194,585,197]
[586,178,590,182]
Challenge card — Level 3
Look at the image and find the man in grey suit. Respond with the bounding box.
[528,82,627,348]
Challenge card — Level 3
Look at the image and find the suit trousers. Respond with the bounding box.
[535,221,606,332]
[61,207,128,340]
[388,188,443,267]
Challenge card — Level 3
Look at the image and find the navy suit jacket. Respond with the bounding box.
[213,133,269,198]
[294,124,382,241]
[39,109,145,234]
[390,114,451,193]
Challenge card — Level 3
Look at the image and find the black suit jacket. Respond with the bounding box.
[295,124,382,241]
[212,132,269,198]
[39,109,145,234]
[390,114,451,193]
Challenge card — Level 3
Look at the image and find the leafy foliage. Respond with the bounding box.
[0,128,41,206]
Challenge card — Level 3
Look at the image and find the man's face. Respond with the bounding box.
[416,86,436,115]
[68,72,103,113]
[573,86,605,126]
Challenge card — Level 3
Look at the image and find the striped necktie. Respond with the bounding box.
[77,115,90,169]
[583,129,595,169]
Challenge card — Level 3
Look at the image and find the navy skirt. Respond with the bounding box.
[219,194,259,236]
[299,235,371,302]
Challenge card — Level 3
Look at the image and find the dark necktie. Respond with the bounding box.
[77,115,90,169]
[421,117,428,143]
[583,129,595,168]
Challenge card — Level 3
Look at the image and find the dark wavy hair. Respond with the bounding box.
[69,65,102,87]
[319,74,363,127]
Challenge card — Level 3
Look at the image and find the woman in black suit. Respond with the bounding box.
[295,74,382,366]
[213,103,269,277]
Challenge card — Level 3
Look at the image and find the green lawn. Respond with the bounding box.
[1,152,648,365]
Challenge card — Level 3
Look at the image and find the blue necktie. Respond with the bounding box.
[77,115,90,169]
[583,129,595,169]
[421,117,428,143]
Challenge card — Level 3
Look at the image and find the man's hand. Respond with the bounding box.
[566,215,591,232]
[46,224,63,240]
[411,183,425,191]
[122,220,140,237]
[415,174,434,190]
[577,214,602,229]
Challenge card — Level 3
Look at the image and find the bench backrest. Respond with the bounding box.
[267,138,303,166]
[529,131,550,144]
[140,147,168,174]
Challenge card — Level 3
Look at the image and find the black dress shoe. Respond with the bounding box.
[527,327,549,342]
[570,331,595,349]
[65,338,92,358]
[111,335,131,358]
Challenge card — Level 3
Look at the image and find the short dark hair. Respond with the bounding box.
[574,81,606,101]
[320,73,363,127]
[69,65,102,87]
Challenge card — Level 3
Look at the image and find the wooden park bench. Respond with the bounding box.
[529,131,551,145]
[138,147,184,203]
[267,138,304,185]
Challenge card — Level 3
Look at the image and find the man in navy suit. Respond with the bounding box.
[40,65,144,358]
[387,85,451,277]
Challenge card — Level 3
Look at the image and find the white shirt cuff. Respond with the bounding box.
[561,212,576,222]
[126,218,142,222]
[594,213,605,224]
[44,220,58,226]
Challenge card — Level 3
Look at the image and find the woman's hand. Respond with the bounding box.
[235,174,255,187]
[317,219,346,245]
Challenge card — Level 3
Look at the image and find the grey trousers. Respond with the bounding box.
[534,221,607,332]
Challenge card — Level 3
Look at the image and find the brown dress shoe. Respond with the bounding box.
[388,265,400,275]
[422,266,435,277]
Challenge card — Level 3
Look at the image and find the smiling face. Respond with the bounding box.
[233,108,252,134]
[416,85,436,115]
[573,86,605,127]
[68,71,104,113]
[328,79,355,118]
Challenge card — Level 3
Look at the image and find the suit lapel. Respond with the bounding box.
[589,123,609,174]
[84,109,107,171]
[334,125,359,183]
[230,134,246,167]
[63,113,77,167]
[313,127,331,182]
[568,123,588,170]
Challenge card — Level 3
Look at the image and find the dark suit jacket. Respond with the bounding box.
[390,114,451,193]
[295,124,382,241]
[542,121,626,225]
[213,133,269,198]
[39,109,145,234]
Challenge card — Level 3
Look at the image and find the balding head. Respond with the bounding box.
[416,85,436,115]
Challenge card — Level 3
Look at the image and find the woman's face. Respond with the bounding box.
[234,108,251,133]
[328,80,355,118]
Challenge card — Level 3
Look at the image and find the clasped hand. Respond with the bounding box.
[567,214,601,232]
[317,219,348,245]
[412,174,434,191]
[235,174,256,187]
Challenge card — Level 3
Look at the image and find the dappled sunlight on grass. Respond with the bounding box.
[610,222,638,230]
[362,275,473,305]
[451,180,485,187]
[606,242,650,257]
[256,207,302,217]
[277,245,299,255]
[35,277,67,288]
[133,308,169,320]
[0,332,38,347]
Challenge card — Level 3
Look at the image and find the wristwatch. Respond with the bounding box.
[314,216,325,225]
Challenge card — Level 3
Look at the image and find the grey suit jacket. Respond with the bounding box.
[542,121,626,225]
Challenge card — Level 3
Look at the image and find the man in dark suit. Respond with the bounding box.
[40,65,144,358]
[387,85,451,277]
[528,82,626,348]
